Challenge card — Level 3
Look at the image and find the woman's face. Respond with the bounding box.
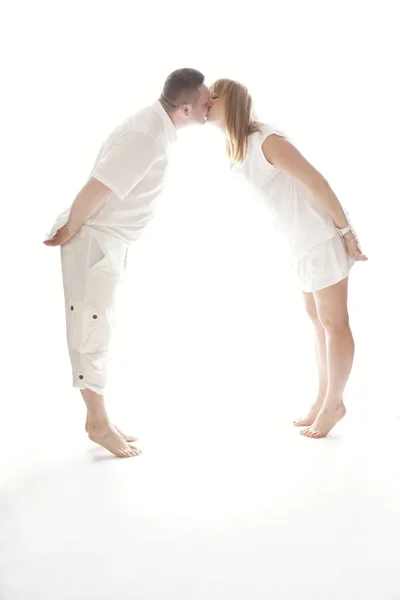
[207,91,226,126]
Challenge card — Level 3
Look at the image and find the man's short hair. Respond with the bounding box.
[160,68,205,111]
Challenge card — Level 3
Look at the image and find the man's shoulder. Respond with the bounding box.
[128,103,164,139]
[101,103,164,155]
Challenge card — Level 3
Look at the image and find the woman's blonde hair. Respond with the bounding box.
[210,79,262,164]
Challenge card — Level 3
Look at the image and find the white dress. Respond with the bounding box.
[232,123,354,293]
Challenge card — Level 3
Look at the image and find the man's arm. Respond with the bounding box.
[44,131,157,247]
[44,177,112,246]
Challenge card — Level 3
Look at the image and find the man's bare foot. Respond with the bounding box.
[85,418,137,443]
[300,404,346,439]
[87,422,141,458]
[293,398,324,427]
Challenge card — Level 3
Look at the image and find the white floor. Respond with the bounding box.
[2,380,400,600]
[2,176,399,599]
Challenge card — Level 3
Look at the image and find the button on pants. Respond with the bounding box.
[60,226,128,395]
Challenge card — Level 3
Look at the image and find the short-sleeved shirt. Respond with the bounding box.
[47,101,177,243]
[232,123,337,259]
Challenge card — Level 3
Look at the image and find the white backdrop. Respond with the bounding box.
[1,0,399,483]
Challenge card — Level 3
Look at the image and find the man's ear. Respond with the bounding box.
[182,104,190,117]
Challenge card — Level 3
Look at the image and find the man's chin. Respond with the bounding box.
[191,114,212,126]
[205,116,218,127]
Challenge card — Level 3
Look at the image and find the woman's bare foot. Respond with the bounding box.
[85,418,137,443]
[114,426,138,443]
[87,422,141,458]
[293,397,324,427]
[300,403,346,439]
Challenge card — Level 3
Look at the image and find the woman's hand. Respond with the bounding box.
[343,233,368,261]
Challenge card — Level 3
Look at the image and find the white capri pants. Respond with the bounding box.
[60,226,128,395]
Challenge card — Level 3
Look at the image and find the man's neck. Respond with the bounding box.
[158,97,179,129]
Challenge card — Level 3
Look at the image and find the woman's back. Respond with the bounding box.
[232,124,336,259]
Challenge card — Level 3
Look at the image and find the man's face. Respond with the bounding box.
[189,84,212,124]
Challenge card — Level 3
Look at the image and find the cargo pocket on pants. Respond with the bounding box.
[67,302,114,355]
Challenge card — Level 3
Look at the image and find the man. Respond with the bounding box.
[44,69,211,458]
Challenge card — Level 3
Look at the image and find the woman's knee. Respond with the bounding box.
[318,310,350,333]
[303,294,319,323]
[304,303,317,321]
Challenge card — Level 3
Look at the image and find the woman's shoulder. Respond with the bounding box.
[257,122,288,140]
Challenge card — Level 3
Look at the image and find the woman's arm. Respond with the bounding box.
[262,135,349,227]
[262,135,367,260]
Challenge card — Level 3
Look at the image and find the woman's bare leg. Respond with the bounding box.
[81,389,141,458]
[301,277,353,438]
[293,292,328,426]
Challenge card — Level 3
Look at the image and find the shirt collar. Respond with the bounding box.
[153,100,178,144]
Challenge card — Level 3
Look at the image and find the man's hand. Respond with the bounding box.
[44,178,113,248]
[43,223,77,247]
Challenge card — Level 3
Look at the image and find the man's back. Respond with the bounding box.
[48,101,177,243]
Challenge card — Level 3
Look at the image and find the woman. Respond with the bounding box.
[207,79,367,439]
